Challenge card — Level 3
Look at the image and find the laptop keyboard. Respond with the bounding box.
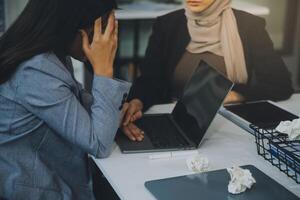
[136,115,190,149]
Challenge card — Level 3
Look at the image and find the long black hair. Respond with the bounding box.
[0,0,117,84]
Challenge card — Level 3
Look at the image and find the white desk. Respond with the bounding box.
[93,94,300,200]
[116,0,270,20]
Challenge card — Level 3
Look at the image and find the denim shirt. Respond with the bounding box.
[0,53,131,199]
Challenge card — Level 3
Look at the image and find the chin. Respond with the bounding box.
[188,5,208,13]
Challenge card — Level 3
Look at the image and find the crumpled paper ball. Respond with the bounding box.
[227,166,256,194]
[276,118,300,141]
[186,155,209,173]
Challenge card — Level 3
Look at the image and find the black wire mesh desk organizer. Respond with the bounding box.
[250,124,300,183]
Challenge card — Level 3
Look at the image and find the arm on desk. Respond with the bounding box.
[18,65,130,158]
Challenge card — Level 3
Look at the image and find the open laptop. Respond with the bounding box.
[116,63,234,153]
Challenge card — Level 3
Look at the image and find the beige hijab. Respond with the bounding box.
[185,0,248,84]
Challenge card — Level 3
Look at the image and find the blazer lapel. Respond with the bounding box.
[233,10,250,73]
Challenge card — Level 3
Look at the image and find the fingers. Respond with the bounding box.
[123,105,136,126]
[104,11,116,38]
[131,111,142,122]
[91,12,117,42]
[113,20,118,52]
[129,123,144,141]
[93,17,102,41]
[114,20,118,42]
[121,102,129,115]
[122,126,136,141]
[122,123,144,141]
[80,30,90,54]
[123,99,143,125]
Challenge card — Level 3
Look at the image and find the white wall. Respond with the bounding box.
[238,0,287,49]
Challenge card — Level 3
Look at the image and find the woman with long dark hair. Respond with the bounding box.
[0,0,130,199]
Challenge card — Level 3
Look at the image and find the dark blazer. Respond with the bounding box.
[129,9,294,110]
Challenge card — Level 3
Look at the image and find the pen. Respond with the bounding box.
[149,150,199,160]
[149,152,172,160]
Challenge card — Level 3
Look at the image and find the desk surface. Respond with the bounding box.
[93,94,300,200]
[116,0,270,20]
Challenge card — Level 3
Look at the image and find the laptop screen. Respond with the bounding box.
[172,62,233,146]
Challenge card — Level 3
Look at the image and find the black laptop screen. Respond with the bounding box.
[172,63,233,146]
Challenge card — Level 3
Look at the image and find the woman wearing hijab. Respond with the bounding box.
[0,0,131,199]
[121,0,294,141]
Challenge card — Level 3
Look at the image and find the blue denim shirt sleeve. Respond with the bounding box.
[16,64,131,158]
[76,81,94,112]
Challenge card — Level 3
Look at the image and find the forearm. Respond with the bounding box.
[90,76,131,157]
[224,91,245,104]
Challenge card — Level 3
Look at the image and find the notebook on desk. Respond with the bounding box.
[145,165,299,200]
[116,63,234,153]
